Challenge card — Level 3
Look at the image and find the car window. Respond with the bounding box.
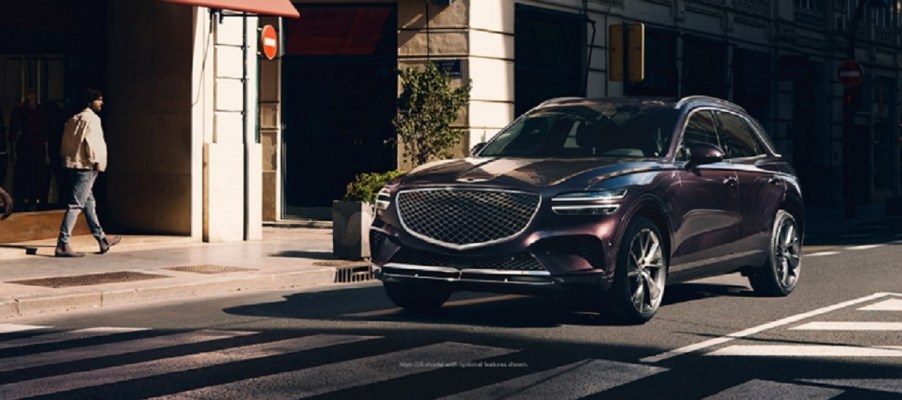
[678,110,719,161]
[479,103,678,158]
[716,111,763,158]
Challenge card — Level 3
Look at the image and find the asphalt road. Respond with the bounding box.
[1,223,901,399]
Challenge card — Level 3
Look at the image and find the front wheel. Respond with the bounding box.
[606,216,668,324]
[748,210,801,296]
[383,281,452,310]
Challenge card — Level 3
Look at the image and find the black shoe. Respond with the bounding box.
[55,243,86,258]
[98,236,121,254]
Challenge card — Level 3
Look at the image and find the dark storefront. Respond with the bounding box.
[281,4,398,219]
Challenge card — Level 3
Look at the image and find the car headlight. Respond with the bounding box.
[551,188,627,215]
[375,187,392,211]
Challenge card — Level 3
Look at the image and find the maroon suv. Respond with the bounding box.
[370,96,803,323]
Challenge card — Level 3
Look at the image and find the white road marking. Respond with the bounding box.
[846,244,884,251]
[159,342,517,399]
[0,327,149,350]
[437,359,667,400]
[0,329,254,373]
[799,379,902,395]
[0,324,47,334]
[806,251,840,257]
[859,298,902,311]
[790,322,902,331]
[0,334,379,400]
[703,379,843,400]
[708,344,902,357]
[640,292,901,363]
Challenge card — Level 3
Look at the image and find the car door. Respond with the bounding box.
[668,109,742,273]
[714,110,786,265]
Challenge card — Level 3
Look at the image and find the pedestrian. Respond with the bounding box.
[55,88,120,257]
[0,185,12,220]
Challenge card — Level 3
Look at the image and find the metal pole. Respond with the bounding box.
[622,21,629,89]
[842,1,869,219]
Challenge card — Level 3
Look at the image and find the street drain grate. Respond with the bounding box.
[7,271,169,288]
[333,264,374,283]
[164,265,257,275]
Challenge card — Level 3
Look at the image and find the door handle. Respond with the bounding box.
[723,176,738,187]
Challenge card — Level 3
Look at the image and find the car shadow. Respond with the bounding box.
[225,280,754,328]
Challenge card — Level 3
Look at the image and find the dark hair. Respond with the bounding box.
[83,88,103,106]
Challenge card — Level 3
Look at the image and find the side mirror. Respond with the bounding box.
[470,142,487,157]
[687,143,725,166]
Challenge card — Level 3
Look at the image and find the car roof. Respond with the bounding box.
[536,95,748,115]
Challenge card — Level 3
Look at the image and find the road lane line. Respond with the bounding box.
[846,244,884,251]
[806,251,839,257]
[791,322,902,331]
[159,342,517,399]
[0,324,47,335]
[704,380,843,400]
[640,292,900,363]
[859,298,902,311]
[437,359,666,400]
[0,329,254,373]
[798,379,902,395]
[0,327,149,351]
[0,334,379,400]
[708,344,902,357]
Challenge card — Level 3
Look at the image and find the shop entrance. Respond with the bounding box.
[281,5,397,219]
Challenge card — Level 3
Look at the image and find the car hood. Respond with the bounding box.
[399,157,660,188]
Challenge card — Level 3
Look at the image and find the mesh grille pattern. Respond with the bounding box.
[370,230,388,257]
[397,189,540,247]
[390,248,544,271]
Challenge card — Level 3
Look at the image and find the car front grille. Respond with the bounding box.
[396,188,540,249]
[390,247,545,271]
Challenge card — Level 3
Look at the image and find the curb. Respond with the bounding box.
[0,268,339,319]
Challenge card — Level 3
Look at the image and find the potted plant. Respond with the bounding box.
[332,62,471,260]
[332,170,404,260]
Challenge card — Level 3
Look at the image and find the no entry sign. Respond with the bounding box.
[837,60,863,88]
[261,24,278,60]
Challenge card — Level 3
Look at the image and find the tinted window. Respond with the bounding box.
[678,110,719,161]
[480,102,678,158]
[716,111,763,158]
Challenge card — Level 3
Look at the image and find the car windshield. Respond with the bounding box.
[479,101,679,158]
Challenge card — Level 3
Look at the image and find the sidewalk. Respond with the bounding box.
[0,225,369,320]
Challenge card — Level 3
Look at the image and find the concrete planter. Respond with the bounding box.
[332,200,374,260]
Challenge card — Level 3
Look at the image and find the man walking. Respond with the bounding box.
[56,88,120,257]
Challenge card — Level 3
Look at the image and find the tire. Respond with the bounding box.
[749,210,801,297]
[606,216,668,324]
[383,281,452,310]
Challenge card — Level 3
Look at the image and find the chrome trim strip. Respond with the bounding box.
[396,188,542,251]
[383,263,551,277]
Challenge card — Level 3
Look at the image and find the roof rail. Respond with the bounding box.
[676,95,745,111]
[537,97,586,107]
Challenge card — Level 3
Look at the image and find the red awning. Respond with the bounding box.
[157,0,300,19]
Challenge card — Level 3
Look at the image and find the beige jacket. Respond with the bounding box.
[60,107,107,171]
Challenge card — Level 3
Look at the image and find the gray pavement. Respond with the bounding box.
[0,203,898,320]
[0,224,368,320]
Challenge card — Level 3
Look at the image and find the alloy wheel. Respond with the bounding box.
[627,228,666,314]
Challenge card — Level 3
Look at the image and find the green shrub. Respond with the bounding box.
[343,170,405,203]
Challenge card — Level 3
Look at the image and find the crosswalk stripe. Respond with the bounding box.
[0,334,379,400]
[0,327,149,351]
[859,298,902,311]
[798,379,902,395]
[0,324,48,335]
[708,344,902,357]
[703,379,843,400]
[159,342,517,399]
[791,322,902,331]
[436,359,667,400]
[0,329,254,373]
[806,251,839,257]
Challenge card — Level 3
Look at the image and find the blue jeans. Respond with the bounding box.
[58,169,106,244]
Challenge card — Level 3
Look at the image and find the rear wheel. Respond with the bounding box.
[749,210,800,296]
[606,216,667,324]
[383,281,452,310]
